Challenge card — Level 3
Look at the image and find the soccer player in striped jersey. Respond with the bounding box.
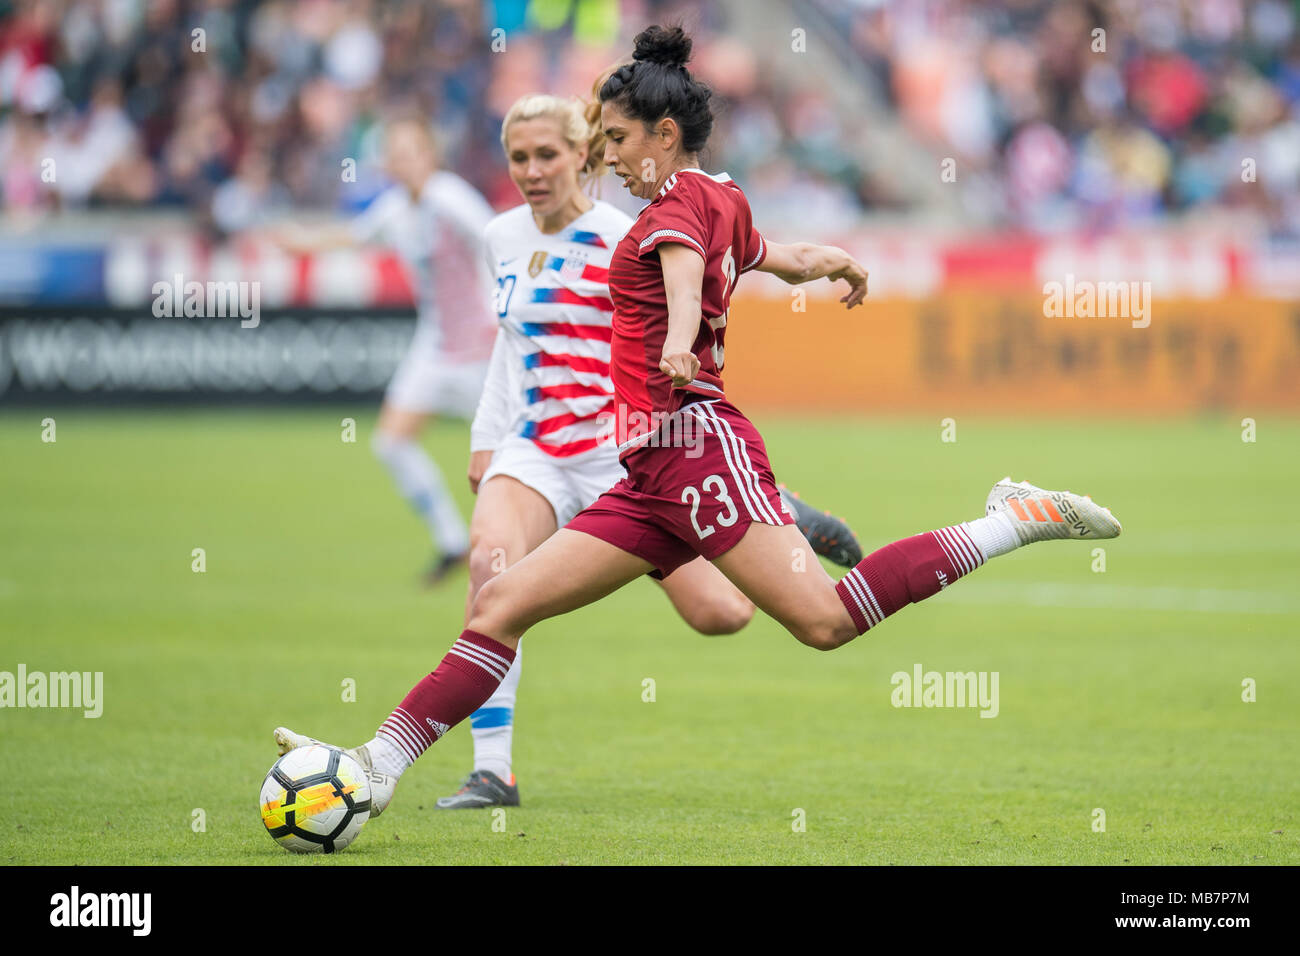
[274,25,1121,823]
[273,118,497,584]
[437,92,861,808]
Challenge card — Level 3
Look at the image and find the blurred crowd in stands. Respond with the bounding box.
[1,0,1298,237]
[818,0,1300,235]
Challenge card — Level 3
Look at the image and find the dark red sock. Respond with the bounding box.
[835,525,985,635]
[376,629,515,764]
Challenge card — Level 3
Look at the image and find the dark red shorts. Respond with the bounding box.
[565,398,794,578]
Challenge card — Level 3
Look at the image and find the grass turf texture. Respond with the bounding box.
[1,408,1297,865]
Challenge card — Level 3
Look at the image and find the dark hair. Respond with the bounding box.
[598,24,713,155]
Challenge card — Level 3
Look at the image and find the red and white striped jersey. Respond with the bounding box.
[470,200,632,460]
[350,171,497,363]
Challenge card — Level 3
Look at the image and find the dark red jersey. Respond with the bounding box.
[606,169,767,455]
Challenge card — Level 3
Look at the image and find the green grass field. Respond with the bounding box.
[2,408,1297,865]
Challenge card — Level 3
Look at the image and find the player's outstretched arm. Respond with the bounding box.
[757,241,868,308]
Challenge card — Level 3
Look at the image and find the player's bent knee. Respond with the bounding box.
[467,573,533,641]
[467,537,508,591]
[693,592,755,636]
[376,405,424,441]
[466,574,510,635]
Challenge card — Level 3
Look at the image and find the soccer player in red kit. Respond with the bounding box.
[273,24,1122,823]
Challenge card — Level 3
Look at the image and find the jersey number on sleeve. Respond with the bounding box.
[706,246,737,369]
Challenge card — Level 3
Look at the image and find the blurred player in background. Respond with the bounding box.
[273,118,497,584]
[437,90,863,809]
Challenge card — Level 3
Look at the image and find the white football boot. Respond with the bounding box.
[985,477,1121,544]
[274,726,398,817]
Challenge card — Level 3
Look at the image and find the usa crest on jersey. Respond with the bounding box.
[560,251,589,282]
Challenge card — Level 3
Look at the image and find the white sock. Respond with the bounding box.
[362,734,412,778]
[372,432,469,554]
[469,645,521,781]
[961,511,1020,559]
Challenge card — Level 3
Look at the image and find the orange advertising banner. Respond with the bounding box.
[722,293,1300,414]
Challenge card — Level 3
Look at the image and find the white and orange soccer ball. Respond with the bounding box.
[259,745,371,853]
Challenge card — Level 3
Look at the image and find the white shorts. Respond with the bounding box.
[385,326,488,418]
[479,436,626,527]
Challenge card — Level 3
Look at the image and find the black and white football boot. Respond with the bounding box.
[434,770,521,810]
[779,485,864,568]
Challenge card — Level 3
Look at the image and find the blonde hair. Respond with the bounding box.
[500,93,604,185]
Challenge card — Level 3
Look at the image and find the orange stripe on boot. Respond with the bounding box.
[1023,499,1047,521]
[1038,498,1065,522]
[1006,499,1031,521]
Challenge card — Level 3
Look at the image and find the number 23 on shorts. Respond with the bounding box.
[681,473,740,540]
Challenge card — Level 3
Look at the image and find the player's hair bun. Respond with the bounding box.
[598,22,713,154]
[632,24,692,68]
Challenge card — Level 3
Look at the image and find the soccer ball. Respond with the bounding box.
[259,745,371,853]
